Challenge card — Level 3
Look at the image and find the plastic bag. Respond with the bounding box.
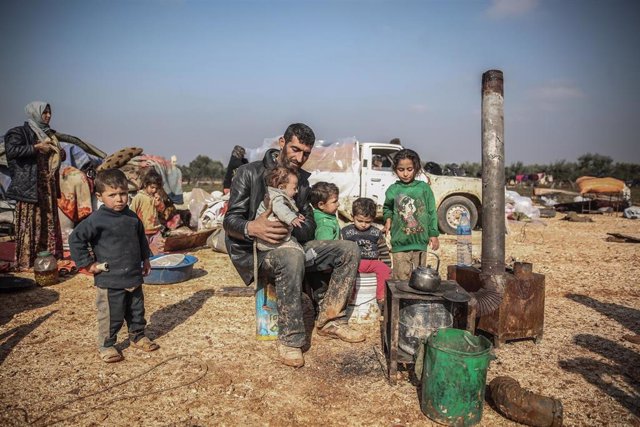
[623,206,640,219]
[207,228,228,253]
[187,188,216,229]
[505,190,540,220]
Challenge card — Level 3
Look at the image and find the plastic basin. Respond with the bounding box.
[143,254,198,285]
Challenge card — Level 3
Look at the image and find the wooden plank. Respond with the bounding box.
[216,286,255,297]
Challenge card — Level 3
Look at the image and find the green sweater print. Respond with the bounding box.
[313,209,340,240]
[383,180,439,252]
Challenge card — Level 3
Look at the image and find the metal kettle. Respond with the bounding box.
[409,253,441,292]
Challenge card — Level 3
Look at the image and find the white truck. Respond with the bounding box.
[301,139,483,235]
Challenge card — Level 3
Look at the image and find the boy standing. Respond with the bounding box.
[341,198,392,308]
[309,181,340,240]
[70,169,159,363]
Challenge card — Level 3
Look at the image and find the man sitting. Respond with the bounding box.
[223,123,364,368]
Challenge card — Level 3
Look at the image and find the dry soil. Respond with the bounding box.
[1,214,639,426]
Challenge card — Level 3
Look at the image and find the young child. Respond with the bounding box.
[255,166,305,252]
[69,169,159,363]
[129,169,166,254]
[309,181,340,240]
[341,197,392,307]
[372,155,384,170]
[383,149,440,280]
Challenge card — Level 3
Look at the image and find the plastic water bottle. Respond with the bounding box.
[456,212,472,266]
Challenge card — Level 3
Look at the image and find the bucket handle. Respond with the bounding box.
[463,334,498,360]
[463,334,476,348]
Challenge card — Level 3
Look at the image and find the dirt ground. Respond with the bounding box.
[1,214,639,426]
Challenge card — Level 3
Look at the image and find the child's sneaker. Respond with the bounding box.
[130,336,160,352]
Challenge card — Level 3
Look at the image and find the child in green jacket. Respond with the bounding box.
[310,182,340,240]
[383,149,440,280]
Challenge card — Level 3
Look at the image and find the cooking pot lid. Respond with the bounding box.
[442,288,471,303]
[396,280,457,296]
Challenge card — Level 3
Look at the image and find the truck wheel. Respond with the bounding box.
[437,196,478,235]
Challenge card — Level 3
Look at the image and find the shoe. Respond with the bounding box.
[277,342,304,368]
[99,346,124,363]
[130,336,160,352]
[316,321,365,343]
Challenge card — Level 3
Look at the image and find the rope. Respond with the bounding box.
[4,354,208,426]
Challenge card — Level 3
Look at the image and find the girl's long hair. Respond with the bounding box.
[392,149,422,178]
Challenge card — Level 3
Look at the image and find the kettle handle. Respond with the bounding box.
[428,252,440,272]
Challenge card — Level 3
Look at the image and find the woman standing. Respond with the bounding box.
[5,101,63,270]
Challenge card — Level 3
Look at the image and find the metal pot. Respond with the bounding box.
[409,253,441,292]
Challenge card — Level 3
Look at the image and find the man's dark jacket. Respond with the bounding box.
[223,149,316,285]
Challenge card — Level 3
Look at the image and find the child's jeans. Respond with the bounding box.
[358,259,392,301]
[96,285,147,350]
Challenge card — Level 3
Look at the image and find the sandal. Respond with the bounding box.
[100,346,124,363]
[130,336,160,352]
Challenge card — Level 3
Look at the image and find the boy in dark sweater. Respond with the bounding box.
[341,198,392,309]
[69,169,159,363]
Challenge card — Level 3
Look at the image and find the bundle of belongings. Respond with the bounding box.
[102,149,184,204]
[170,189,228,254]
[97,148,187,254]
[575,176,631,211]
[576,176,627,195]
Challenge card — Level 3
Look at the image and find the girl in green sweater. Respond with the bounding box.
[383,149,440,280]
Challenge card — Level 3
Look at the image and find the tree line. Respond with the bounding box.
[177,153,640,186]
[450,153,640,184]
[177,155,225,184]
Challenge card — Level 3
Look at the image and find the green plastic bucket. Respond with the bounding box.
[420,328,494,426]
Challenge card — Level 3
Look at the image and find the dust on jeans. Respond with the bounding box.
[311,241,360,328]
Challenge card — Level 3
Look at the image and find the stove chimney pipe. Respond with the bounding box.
[481,70,506,274]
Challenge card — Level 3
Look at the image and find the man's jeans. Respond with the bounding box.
[261,240,360,347]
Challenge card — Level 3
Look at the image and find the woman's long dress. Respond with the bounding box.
[14,141,63,270]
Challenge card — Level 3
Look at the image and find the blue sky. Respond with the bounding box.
[1,0,639,166]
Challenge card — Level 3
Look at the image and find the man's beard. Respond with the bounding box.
[278,151,300,171]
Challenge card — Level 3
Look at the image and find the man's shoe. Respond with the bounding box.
[316,321,365,343]
[277,342,304,367]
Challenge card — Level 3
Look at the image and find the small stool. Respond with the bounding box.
[382,280,475,385]
[255,279,278,340]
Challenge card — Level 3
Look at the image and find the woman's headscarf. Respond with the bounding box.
[232,145,246,159]
[25,101,52,142]
[24,101,61,174]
